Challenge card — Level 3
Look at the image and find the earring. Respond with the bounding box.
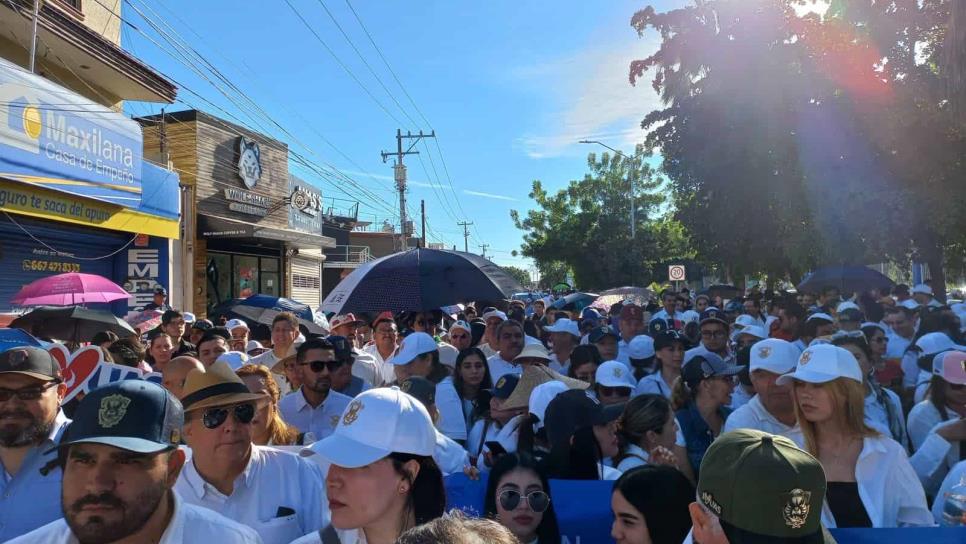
[398,485,409,494]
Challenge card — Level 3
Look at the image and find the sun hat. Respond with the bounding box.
[501,365,588,410]
[513,343,551,364]
[775,344,862,386]
[179,360,265,412]
[749,339,800,375]
[301,386,436,468]
[387,332,439,366]
[595,360,635,388]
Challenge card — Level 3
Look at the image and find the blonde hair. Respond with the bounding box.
[794,378,878,455]
[236,364,300,445]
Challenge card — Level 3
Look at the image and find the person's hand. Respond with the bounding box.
[935,418,966,442]
[648,445,678,468]
[463,465,481,480]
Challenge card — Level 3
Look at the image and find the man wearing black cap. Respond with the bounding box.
[189,319,214,347]
[687,309,732,362]
[144,286,172,312]
[9,380,260,543]
[0,347,69,541]
[327,336,369,398]
[589,326,620,361]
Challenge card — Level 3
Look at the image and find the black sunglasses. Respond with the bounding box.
[300,360,342,373]
[499,489,550,513]
[0,381,59,402]
[202,403,256,429]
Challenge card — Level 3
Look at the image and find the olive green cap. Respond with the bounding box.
[698,429,835,543]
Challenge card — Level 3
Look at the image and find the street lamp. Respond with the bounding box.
[579,140,642,239]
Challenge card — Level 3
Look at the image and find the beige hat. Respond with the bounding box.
[270,353,296,375]
[502,364,588,410]
[513,343,551,364]
[180,360,265,412]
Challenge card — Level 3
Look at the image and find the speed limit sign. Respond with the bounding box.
[668,265,687,282]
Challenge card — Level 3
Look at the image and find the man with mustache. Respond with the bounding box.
[278,338,352,441]
[0,346,69,541]
[8,380,259,543]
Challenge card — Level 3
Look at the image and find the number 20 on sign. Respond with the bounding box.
[668,265,686,282]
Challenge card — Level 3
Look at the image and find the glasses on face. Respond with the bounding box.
[201,403,256,429]
[701,330,727,339]
[499,489,550,513]
[0,381,59,402]
[598,385,630,397]
[300,360,342,373]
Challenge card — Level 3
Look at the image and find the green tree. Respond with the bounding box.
[536,260,571,290]
[501,265,533,289]
[511,149,692,290]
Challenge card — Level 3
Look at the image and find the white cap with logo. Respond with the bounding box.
[302,386,436,468]
[776,344,863,386]
[915,332,965,356]
[544,318,580,338]
[225,319,249,332]
[595,360,635,388]
[388,332,439,365]
[749,338,799,375]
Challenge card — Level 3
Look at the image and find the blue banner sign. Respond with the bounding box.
[0,57,143,208]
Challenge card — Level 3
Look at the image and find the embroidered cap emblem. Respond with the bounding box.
[700,490,722,516]
[330,415,340,428]
[342,400,363,426]
[98,394,131,428]
[613,367,623,378]
[400,380,412,393]
[781,488,812,529]
[496,377,506,389]
[799,351,812,365]
[758,346,772,359]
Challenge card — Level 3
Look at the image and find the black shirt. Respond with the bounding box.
[826,481,872,528]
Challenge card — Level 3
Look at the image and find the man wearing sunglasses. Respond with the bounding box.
[177,360,327,544]
[278,338,353,442]
[0,346,69,541]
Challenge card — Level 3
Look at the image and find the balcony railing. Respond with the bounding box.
[323,245,373,268]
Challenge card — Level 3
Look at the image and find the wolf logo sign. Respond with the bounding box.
[237,136,261,189]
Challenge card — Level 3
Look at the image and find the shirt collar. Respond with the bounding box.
[158,492,185,543]
[47,409,70,446]
[184,445,257,499]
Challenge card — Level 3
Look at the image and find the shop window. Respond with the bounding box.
[206,253,232,306]
[235,256,259,299]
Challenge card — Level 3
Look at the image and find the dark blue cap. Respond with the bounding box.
[327,335,354,361]
[589,326,619,344]
[51,380,183,454]
[154,286,168,296]
[649,318,670,336]
[700,308,728,325]
[486,374,520,399]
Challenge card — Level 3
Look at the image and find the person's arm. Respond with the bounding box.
[892,451,938,527]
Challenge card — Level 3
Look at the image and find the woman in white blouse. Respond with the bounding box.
[614,393,694,485]
[907,350,966,495]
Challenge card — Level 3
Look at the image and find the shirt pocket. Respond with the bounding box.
[256,513,303,544]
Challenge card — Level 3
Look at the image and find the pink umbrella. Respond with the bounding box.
[12,272,131,306]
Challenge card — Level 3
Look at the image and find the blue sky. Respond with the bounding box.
[122,0,685,272]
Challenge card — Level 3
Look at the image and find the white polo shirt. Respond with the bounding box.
[722,395,804,446]
[176,445,328,544]
[487,354,522,383]
[360,343,397,386]
[278,388,353,441]
[7,492,262,544]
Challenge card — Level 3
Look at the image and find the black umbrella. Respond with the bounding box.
[321,248,525,314]
[797,265,895,295]
[11,306,136,342]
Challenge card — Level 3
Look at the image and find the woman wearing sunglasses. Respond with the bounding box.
[671,352,740,475]
[176,360,328,544]
[484,452,561,544]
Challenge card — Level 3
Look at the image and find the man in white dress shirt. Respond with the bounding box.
[544,318,580,373]
[360,312,398,387]
[278,338,353,440]
[723,339,803,443]
[176,361,327,544]
[10,380,260,544]
[252,312,303,395]
[487,320,526,383]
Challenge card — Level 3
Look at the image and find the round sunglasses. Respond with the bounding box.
[202,403,256,429]
[499,489,550,513]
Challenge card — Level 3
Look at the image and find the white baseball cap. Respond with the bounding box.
[912,284,934,296]
[388,332,439,365]
[183,312,196,324]
[225,319,249,332]
[734,315,758,329]
[482,310,508,322]
[806,312,834,323]
[749,338,799,375]
[595,360,635,388]
[216,351,250,371]
[915,332,965,356]
[245,340,264,352]
[544,318,580,337]
[735,325,767,340]
[860,322,886,335]
[302,386,436,468]
[449,320,472,335]
[836,301,861,313]
[628,335,655,359]
[899,299,921,310]
[529,380,568,430]
[775,344,863,386]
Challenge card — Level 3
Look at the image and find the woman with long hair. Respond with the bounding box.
[567,344,602,384]
[297,387,446,544]
[777,344,932,527]
[236,364,306,445]
[610,465,694,544]
[484,452,561,544]
[466,375,526,468]
[671,353,739,474]
[450,347,493,429]
[614,394,694,484]
[634,331,685,399]
[543,389,623,480]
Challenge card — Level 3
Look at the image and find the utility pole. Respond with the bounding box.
[420,199,426,248]
[479,243,489,259]
[28,0,40,73]
[457,221,474,252]
[381,129,436,251]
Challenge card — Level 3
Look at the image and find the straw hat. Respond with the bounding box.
[513,343,551,364]
[270,354,296,375]
[180,360,265,412]
[502,364,588,410]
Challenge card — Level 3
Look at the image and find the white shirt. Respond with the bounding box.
[176,445,328,544]
[548,353,570,375]
[478,343,498,359]
[728,385,754,411]
[600,464,623,481]
[434,430,470,476]
[616,443,651,473]
[863,387,907,444]
[278,388,353,441]
[650,309,685,323]
[487,354,522,383]
[722,395,804,446]
[7,492,263,544]
[435,377,468,441]
[885,333,913,360]
[467,418,503,460]
[291,527,367,544]
[819,435,934,528]
[907,400,960,496]
[616,339,632,366]
[349,348,380,388]
[932,459,966,524]
[360,343,397,386]
[634,371,674,399]
[252,350,292,396]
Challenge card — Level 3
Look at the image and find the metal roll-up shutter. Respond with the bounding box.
[0,217,128,312]
[290,255,321,309]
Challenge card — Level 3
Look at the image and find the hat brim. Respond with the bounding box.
[302,432,391,468]
[594,403,624,425]
[775,368,845,387]
[50,436,174,455]
[722,520,835,544]
[0,370,57,381]
[183,392,267,412]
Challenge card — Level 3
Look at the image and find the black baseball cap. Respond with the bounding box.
[486,374,520,399]
[327,335,354,363]
[589,326,619,344]
[0,346,60,381]
[191,319,214,331]
[649,318,670,336]
[682,352,742,389]
[654,330,686,352]
[544,389,622,451]
[400,376,436,407]
[153,286,168,296]
[700,308,728,326]
[51,380,183,454]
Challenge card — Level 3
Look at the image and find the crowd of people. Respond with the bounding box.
[1,281,965,543]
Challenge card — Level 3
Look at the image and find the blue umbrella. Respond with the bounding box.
[551,292,600,311]
[0,328,44,352]
[321,248,524,314]
[797,265,894,294]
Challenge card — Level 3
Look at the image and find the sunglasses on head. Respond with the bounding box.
[499,489,550,513]
[300,360,342,373]
[202,403,255,429]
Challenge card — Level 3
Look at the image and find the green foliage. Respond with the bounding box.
[511,149,695,291]
[501,265,533,289]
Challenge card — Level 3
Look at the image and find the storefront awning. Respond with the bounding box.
[198,215,335,250]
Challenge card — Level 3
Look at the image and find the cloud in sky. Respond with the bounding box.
[463,189,517,201]
[340,169,443,189]
[513,28,664,159]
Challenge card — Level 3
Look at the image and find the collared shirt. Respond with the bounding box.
[478,343,498,359]
[360,344,396,386]
[176,445,328,544]
[616,339,632,366]
[616,443,651,473]
[334,376,369,398]
[722,395,804,446]
[548,353,570,375]
[6,492,263,544]
[487,354,522,384]
[650,309,685,323]
[0,410,70,541]
[291,527,367,544]
[278,388,353,441]
[819,436,934,528]
[864,387,907,444]
[251,350,292,396]
[173,339,197,358]
[435,378,467,441]
[634,371,674,399]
